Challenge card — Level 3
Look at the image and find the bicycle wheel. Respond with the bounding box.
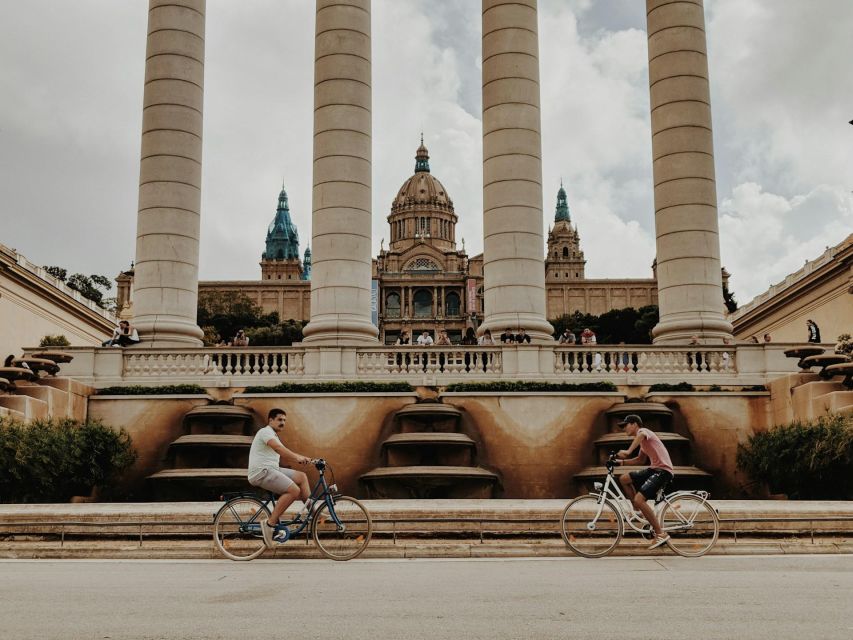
[213,497,270,561]
[312,496,372,561]
[661,494,719,557]
[560,495,623,558]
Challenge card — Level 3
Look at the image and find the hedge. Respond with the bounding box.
[737,413,853,499]
[96,384,207,396]
[0,417,137,503]
[243,382,414,394]
[444,381,618,393]
[647,382,696,392]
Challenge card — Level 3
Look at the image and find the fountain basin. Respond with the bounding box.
[361,466,500,499]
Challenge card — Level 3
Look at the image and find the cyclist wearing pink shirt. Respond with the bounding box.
[614,414,674,549]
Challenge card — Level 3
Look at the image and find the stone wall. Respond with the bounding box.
[89,389,772,500]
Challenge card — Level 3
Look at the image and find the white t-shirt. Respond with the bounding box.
[248,425,282,476]
[417,334,434,345]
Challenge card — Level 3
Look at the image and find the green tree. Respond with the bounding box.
[44,266,67,281]
[245,320,304,346]
[550,305,658,344]
[197,291,277,344]
[44,267,113,309]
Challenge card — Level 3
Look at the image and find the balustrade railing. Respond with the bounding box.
[123,348,305,379]
[356,346,503,376]
[110,345,737,382]
[553,347,735,375]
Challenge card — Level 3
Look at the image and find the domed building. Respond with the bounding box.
[373,140,483,344]
[176,140,661,339]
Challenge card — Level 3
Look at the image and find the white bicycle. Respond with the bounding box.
[561,453,719,558]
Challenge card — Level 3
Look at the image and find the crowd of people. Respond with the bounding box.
[101,319,827,349]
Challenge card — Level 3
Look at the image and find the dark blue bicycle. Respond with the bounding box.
[213,459,372,561]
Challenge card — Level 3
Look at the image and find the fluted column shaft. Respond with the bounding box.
[647,0,732,344]
[302,0,377,344]
[481,0,553,342]
[133,0,205,346]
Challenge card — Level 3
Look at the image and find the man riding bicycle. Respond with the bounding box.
[614,414,674,549]
[247,407,317,547]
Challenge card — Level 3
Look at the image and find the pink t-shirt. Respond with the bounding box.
[638,428,674,474]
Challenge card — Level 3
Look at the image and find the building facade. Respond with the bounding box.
[1,243,116,356]
[729,233,852,344]
[142,144,665,343]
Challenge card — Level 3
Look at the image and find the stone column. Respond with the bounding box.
[302,0,377,344]
[132,0,206,346]
[481,0,553,342]
[646,0,732,343]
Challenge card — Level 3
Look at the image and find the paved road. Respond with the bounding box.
[2,555,852,639]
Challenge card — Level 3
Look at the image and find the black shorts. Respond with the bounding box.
[629,468,673,500]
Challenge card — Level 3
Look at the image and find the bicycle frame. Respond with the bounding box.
[589,464,712,536]
[221,461,343,543]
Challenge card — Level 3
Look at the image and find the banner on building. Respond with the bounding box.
[466,278,478,314]
[371,279,379,326]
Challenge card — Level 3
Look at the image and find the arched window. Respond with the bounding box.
[562,247,569,258]
[385,292,401,318]
[404,257,440,271]
[413,289,433,317]
[445,292,461,317]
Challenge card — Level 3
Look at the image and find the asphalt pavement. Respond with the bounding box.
[2,555,852,639]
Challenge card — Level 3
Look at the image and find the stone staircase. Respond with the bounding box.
[774,347,853,422]
[0,370,91,423]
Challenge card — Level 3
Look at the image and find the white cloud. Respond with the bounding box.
[719,183,853,300]
[0,0,850,307]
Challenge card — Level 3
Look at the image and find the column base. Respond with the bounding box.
[479,313,555,344]
[652,315,734,345]
[133,315,204,348]
[302,316,379,345]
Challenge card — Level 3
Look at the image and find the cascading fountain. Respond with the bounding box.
[147,402,256,500]
[360,400,500,499]
[574,401,712,492]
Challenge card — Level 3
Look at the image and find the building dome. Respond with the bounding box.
[391,143,454,214]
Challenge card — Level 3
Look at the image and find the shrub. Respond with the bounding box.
[243,381,414,394]
[38,334,71,348]
[96,384,207,396]
[647,382,695,392]
[444,381,618,393]
[836,333,852,356]
[736,414,853,499]
[0,417,137,503]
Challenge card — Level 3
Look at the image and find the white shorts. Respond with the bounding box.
[248,467,299,494]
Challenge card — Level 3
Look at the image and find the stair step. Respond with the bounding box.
[383,433,475,447]
[361,466,499,480]
[0,395,49,421]
[812,391,853,415]
[14,385,71,418]
[170,435,253,447]
[148,468,248,480]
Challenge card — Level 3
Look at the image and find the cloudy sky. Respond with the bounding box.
[1,0,851,305]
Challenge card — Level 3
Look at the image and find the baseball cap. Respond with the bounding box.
[617,414,643,427]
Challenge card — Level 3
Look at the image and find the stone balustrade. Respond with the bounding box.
[123,348,305,380]
[356,347,503,376]
[553,347,734,375]
[36,343,800,388]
